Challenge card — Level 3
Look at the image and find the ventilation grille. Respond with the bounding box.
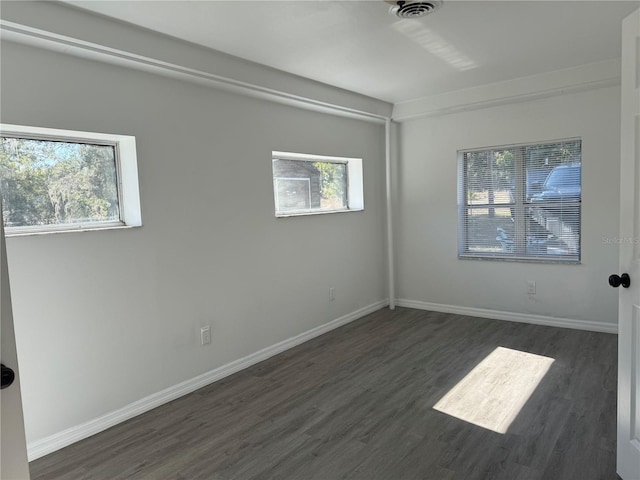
[391,1,442,18]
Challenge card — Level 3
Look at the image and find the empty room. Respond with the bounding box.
[1,1,639,479]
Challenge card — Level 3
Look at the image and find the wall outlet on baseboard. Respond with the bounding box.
[200,325,211,345]
[527,281,536,295]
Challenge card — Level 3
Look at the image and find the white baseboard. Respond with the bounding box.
[395,299,618,334]
[27,299,389,461]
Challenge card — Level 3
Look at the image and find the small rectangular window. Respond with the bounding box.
[0,124,141,235]
[458,139,581,263]
[272,151,363,217]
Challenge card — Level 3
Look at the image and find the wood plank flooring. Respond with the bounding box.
[30,308,618,480]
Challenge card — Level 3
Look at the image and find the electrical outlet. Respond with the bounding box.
[527,281,536,295]
[329,287,335,301]
[200,325,211,345]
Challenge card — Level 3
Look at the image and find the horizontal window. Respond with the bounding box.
[458,139,581,263]
[0,124,141,236]
[272,151,363,217]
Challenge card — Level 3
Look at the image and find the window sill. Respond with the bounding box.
[275,207,364,218]
[458,253,580,265]
[5,224,141,238]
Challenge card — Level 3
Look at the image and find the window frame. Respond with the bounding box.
[0,124,142,236]
[457,138,582,264]
[272,151,364,217]
[274,177,312,213]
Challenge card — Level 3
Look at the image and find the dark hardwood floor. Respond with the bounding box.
[30,307,618,480]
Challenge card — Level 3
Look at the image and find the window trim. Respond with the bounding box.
[1,124,142,236]
[457,138,582,264]
[272,151,364,217]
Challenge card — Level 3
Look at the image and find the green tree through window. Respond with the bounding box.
[313,161,347,209]
[0,136,120,228]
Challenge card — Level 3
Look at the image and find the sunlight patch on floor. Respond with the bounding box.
[433,347,555,434]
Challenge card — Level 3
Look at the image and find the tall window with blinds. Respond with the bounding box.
[458,139,581,262]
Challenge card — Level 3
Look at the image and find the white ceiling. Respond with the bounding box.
[63,0,638,104]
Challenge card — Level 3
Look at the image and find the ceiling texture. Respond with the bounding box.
[63,1,638,104]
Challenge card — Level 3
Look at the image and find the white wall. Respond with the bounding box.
[396,86,621,327]
[0,40,388,446]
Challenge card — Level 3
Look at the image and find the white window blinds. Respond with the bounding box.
[458,139,581,263]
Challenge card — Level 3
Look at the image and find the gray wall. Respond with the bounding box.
[1,41,388,444]
[395,86,621,326]
[0,0,624,455]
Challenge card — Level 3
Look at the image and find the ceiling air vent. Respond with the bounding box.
[387,0,443,18]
